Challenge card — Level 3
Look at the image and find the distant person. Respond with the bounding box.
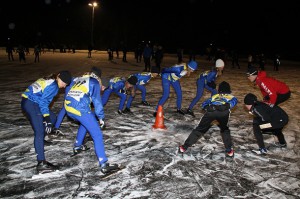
[177,48,184,63]
[64,67,120,174]
[186,59,225,117]
[179,81,238,158]
[259,53,265,71]
[88,44,93,58]
[273,54,280,71]
[188,49,196,62]
[123,67,160,114]
[34,44,41,63]
[247,53,253,68]
[246,66,291,107]
[17,45,26,62]
[122,43,128,62]
[154,45,164,72]
[6,42,14,61]
[102,76,138,114]
[143,43,152,72]
[231,50,240,69]
[153,61,198,117]
[244,93,288,155]
[21,71,72,173]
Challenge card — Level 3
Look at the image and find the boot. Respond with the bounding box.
[100,162,119,174]
[36,160,59,174]
[186,108,195,117]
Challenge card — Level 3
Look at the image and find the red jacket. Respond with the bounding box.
[255,71,290,105]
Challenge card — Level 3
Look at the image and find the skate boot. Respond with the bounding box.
[225,148,234,158]
[72,144,90,156]
[176,109,185,115]
[100,162,120,174]
[186,108,195,117]
[141,101,151,106]
[36,160,59,174]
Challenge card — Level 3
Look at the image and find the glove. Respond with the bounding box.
[207,81,216,89]
[43,116,53,134]
[52,128,65,136]
[263,95,270,101]
[99,119,105,130]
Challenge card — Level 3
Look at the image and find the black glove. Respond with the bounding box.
[263,95,270,101]
[207,81,216,89]
[43,116,53,134]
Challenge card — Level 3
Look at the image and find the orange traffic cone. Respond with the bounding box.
[152,105,167,130]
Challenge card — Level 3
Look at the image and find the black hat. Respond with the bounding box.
[127,76,138,85]
[150,66,160,74]
[90,66,102,78]
[218,81,231,94]
[58,71,72,85]
[244,93,257,105]
[246,66,258,76]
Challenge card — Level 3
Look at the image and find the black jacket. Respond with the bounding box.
[250,101,288,129]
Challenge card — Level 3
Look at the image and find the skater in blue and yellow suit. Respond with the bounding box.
[123,67,160,113]
[153,60,198,117]
[21,71,72,173]
[64,67,119,174]
[186,59,225,117]
[101,75,138,114]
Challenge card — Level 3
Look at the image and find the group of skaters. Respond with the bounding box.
[21,56,291,175]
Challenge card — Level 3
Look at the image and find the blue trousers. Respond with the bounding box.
[155,78,182,111]
[126,85,146,108]
[188,77,217,110]
[102,88,127,110]
[21,98,56,161]
[66,111,108,165]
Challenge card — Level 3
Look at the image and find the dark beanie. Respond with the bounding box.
[218,81,231,94]
[59,71,72,85]
[244,93,257,105]
[127,76,138,85]
[90,66,102,78]
[246,66,258,76]
[150,66,160,74]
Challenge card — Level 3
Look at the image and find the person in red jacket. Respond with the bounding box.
[246,66,291,107]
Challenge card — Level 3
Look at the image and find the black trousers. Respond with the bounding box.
[253,121,286,149]
[184,110,233,150]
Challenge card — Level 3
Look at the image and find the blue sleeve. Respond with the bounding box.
[54,106,66,128]
[39,83,59,116]
[201,98,212,109]
[227,96,238,109]
[90,78,105,120]
[206,71,217,82]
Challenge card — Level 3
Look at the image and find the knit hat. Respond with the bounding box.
[246,66,258,76]
[127,76,138,85]
[150,66,160,74]
[218,81,231,94]
[58,71,72,85]
[90,66,102,78]
[187,60,198,71]
[215,59,225,68]
[244,93,257,105]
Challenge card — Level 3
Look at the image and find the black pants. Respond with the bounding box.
[184,110,233,150]
[253,120,286,149]
[275,91,291,106]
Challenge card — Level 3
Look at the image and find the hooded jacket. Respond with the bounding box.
[255,71,290,105]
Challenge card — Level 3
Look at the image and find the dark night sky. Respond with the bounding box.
[1,0,299,56]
